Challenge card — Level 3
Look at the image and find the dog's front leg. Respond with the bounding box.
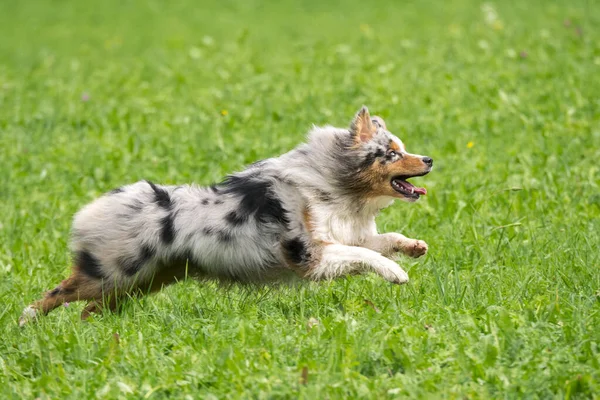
[307,244,409,284]
[363,233,428,258]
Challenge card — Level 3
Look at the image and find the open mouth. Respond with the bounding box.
[391,176,428,199]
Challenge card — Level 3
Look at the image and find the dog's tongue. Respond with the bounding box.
[414,186,427,195]
[398,180,427,195]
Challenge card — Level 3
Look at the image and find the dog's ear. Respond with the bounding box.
[350,106,376,143]
[371,116,386,130]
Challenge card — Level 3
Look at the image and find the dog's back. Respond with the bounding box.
[72,170,303,288]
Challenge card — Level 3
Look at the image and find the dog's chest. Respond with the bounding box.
[310,206,376,246]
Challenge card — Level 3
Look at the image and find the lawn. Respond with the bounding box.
[1,0,599,398]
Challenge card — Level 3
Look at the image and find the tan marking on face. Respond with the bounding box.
[389,153,429,177]
[390,138,406,152]
[355,153,430,198]
[389,141,401,152]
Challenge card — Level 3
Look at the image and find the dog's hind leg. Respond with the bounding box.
[80,295,119,321]
[19,267,109,326]
[306,244,409,284]
[78,262,192,321]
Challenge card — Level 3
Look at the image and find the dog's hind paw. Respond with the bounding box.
[19,306,38,327]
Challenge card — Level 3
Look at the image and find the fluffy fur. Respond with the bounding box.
[19,106,433,326]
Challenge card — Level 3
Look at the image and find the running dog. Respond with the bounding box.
[19,106,433,326]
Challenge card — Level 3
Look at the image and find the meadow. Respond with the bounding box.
[1,0,599,398]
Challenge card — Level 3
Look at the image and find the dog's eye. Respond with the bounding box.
[387,150,397,157]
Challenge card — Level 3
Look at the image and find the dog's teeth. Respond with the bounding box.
[411,188,414,194]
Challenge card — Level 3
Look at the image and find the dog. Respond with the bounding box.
[19,106,433,326]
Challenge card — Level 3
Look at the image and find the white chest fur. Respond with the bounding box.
[310,197,394,246]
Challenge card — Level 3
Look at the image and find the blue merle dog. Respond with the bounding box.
[20,106,433,326]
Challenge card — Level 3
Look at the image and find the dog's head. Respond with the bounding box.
[334,106,433,202]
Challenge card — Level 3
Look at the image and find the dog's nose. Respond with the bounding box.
[422,157,433,167]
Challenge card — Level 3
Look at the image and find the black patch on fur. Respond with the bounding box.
[217,230,233,242]
[161,249,204,277]
[315,189,333,202]
[202,226,232,242]
[220,174,289,225]
[146,180,172,210]
[209,185,220,193]
[214,199,224,205]
[141,245,154,260]
[76,250,104,279]
[160,214,176,244]
[359,149,384,170]
[282,238,311,265]
[225,210,248,226]
[109,187,124,194]
[120,245,155,276]
[201,198,209,205]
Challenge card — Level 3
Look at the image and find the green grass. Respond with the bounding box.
[1,0,599,398]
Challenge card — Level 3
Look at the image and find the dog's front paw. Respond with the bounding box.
[389,268,409,284]
[402,240,428,258]
[374,257,410,284]
[380,264,409,285]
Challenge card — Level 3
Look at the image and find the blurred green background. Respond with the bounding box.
[1,0,599,398]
